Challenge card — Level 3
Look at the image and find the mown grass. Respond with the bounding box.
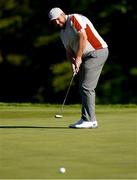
[0,103,137,179]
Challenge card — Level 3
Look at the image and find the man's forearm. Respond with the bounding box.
[75,30,87,59]
[74,30,87,72]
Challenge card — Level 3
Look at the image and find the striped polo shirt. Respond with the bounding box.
[60,14,108,56]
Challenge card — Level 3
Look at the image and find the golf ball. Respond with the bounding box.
[59,167,66,173]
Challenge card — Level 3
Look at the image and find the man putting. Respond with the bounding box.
[48,7,109,128]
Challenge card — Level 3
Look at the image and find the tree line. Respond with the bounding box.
[0,0,137,104]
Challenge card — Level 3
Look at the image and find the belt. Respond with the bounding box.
[82,47,108,60]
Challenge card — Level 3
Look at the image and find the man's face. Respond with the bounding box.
[52,14,66,29]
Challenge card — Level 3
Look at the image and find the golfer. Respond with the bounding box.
[48,7,109,128]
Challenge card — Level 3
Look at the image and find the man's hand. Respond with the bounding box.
[75,57,82,73]
[71,57,82,74]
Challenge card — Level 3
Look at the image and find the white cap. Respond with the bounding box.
[48,7,64,21]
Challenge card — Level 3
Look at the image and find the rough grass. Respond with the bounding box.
[0,103,137,179]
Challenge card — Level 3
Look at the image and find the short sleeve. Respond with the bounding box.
[70,14,86,32]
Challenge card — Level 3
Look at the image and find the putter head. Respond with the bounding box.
[55,114,63,118]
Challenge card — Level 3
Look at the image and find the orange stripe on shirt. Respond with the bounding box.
[85,24,103,50]
[71,15,82,31]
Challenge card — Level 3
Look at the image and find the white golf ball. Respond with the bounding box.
[59,167,66,173]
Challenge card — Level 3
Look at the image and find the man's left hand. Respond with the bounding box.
[75,57,82,73]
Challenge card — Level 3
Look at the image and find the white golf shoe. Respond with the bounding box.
[69,119,98,129]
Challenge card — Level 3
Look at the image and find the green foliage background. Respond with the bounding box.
[0,0,137,104]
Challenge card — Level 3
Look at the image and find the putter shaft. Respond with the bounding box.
[60,73,75,113]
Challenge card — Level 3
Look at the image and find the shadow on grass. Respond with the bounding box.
[0,125,68,129]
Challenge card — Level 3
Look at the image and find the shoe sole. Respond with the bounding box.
[69,126,98,129]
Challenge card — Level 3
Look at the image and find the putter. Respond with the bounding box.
[55,72,76,118]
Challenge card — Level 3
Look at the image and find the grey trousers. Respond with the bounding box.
[79,48,109,122]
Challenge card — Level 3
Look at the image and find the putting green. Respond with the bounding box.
[0,103,137,179]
